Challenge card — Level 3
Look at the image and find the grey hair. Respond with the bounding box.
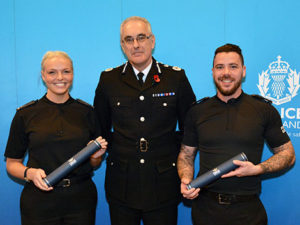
[120,16,152,38]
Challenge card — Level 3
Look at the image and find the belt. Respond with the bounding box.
[113,134,176,153]
[201,190,257,205]
[55,174,91,188]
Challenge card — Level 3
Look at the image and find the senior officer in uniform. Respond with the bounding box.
[177,43,295,225]
[93,16,195,225]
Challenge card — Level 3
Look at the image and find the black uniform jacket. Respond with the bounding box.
[94,58,195,210]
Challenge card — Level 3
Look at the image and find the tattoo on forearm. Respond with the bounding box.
[260,141,295,173]
[177,145,197,180]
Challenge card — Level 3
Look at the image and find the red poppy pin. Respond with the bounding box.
[153,74,160,83]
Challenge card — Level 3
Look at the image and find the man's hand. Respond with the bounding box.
[221,160,262,178]
[180,177,200,199]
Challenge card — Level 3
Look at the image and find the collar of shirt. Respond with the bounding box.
[42,94,74,106]
[132,60,152,82]
[215,90,245,105]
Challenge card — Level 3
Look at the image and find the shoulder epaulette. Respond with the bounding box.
[104,64,124,73]
[158,62,182,71]
[172,66,182,71]
[104,67,113,72]
[17,100,37,111]
[76,99,93,108]
[251,95,272,104]
[192,97,210,105]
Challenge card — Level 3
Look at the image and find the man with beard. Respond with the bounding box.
[177,43,295,225]
[93,16,195,225]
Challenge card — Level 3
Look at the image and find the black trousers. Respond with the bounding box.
[109,202,178,225]
[21,210,95,225]
[192,192,268,225]
[20,179,97,225]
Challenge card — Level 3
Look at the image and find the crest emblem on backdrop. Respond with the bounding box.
[257,56,300,105]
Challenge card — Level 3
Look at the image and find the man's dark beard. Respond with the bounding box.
[214,76,242,96]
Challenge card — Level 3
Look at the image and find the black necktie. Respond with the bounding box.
[137,72,144,86]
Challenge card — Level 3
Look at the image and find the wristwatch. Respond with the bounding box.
[24,167,31,182]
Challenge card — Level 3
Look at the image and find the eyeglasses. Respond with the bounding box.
[123,34,152,45]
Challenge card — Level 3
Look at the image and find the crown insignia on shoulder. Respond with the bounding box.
[251,95,272,104]
[17,100,37,111]
[104,63,124,72]
[172,66,182,71]
[76,99,93,108]
[192,97,210,105]
[105,67,113,72]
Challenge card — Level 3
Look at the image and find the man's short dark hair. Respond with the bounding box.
[213,43,244,66]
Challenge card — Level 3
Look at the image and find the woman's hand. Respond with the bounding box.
[90,136,108,167]
[26,168,53,191]
[6,158,52,191]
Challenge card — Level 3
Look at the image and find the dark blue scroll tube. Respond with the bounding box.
[187,152,248,190]
[43,140,101,187]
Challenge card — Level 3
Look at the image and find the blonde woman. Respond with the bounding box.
[5,51,107,225]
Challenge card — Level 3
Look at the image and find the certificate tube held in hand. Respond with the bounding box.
[187,152,248,190]
[43,140,102,187]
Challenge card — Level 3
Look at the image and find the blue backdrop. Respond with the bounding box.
[0,0,299,224]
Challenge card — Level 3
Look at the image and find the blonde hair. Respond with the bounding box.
[41,51,73,71]
[120,16,152,38]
